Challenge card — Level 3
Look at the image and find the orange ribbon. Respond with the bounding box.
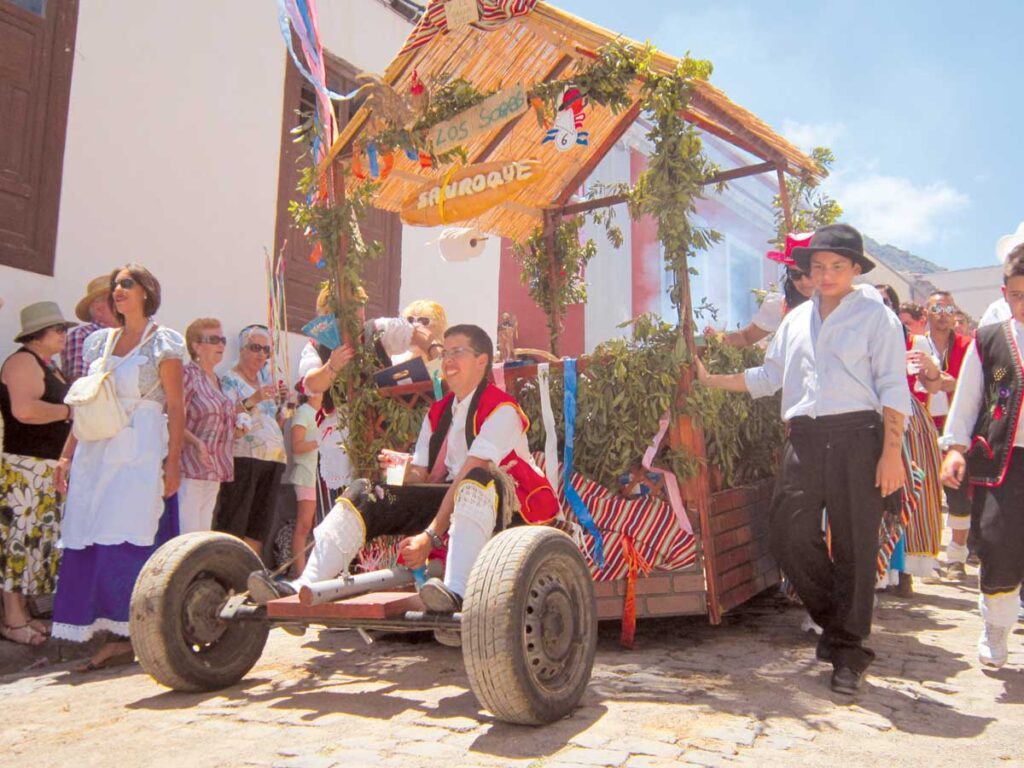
[620,535,654,649]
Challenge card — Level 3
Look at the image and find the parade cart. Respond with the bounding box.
[129,1,822,725]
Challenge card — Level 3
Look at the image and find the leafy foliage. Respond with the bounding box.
[516,316,781,491]
[512,212,622,354]
[772,146,842,246]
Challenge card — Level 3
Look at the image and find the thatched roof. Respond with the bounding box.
[326,1,823,242]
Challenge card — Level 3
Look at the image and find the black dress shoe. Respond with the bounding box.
[419,578,463,613]
[815,635,833,663]
[830,666,863,695]
[247,571,296,604]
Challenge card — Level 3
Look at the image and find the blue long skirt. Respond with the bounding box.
[52,495,180,643]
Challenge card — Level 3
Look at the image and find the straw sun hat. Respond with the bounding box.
[75,274,113,322]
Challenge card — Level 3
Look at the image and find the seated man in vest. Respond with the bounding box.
[941,243,1024,668]
[248,324,559,612]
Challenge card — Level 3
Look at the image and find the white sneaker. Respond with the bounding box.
[978,623,1010,668]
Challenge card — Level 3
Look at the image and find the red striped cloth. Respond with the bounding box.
[533,453,698,581]
[398,0,539,56]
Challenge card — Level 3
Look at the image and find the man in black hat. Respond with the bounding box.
[696,223,911,695]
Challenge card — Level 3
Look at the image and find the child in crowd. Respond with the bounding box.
[285,386,322,577]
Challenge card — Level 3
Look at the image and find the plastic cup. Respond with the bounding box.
[383,450,410,486]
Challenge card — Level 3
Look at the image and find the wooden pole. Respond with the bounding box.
[543,208,560,356]
[674,249,721,624]
[776,165,794,233]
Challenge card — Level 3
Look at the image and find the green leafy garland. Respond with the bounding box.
[290,162,425,476]
[772,146,842,246]
[512,211,622,354]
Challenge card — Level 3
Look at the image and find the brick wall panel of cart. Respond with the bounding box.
[707,480,779,614]
[592,570,707,620]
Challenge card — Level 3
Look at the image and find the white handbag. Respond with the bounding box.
[64,323,156,442]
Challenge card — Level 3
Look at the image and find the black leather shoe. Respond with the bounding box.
[815,635,833,663]
[830,666,863,695]
[247,571,296,604]
[419,578,463,613]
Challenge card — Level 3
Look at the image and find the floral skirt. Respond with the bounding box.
[0,453,62,595]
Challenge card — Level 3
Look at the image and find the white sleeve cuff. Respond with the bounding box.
[744,367,774,399]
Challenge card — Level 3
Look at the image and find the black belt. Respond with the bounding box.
[788,410,881,434]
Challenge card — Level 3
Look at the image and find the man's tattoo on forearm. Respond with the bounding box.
[883,410,904,453]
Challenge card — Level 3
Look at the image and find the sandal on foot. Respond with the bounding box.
[2,623,47,647]
[74,649,135,673]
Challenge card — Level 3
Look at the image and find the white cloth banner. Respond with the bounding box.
[537,363,560,495]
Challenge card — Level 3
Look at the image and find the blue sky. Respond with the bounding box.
[555,0,1022,270]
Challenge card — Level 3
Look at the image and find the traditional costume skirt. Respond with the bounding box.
[51,495,179,642]
[0,453,62,595]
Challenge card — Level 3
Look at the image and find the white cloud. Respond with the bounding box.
[830,173,969,248]
[781,120,846,152]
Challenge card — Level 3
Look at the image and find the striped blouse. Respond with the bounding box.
[181,360,235,481]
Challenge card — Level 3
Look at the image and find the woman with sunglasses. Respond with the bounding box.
[0,302,75,646]
[214,325,287,556]
[178,318,235,533]
[52,264,186,671]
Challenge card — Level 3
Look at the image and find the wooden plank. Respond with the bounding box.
[266,591,424,620]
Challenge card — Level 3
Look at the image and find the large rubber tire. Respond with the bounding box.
[130,532,270,692]
[462,526,597,725]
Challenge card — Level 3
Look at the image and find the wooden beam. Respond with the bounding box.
[705,160,776,185]
[472,54,575,165]
[554,99,643,206]
[681,109,775,167]
[777,165,794,232]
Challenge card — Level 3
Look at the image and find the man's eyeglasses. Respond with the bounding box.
[787,269,810,281]
[928,305,958,315]
[199,335,227,345]
[114,277,137,290]
[245,343,272,355]
[440,346,478,361]
[406,316,432,326]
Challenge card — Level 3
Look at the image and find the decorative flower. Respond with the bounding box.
[999,386,1011,400]
[993,404,1004,421]
[994,366,1007,382]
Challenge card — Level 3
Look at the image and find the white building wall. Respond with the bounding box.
[924,265,1003,321]
[0,1,413,375]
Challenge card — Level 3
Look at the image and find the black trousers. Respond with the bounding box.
[343,467,507,542]
[770,411,886,673]
[974,449,1024,595]
[214,457,284,542]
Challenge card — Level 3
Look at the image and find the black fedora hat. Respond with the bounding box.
[790,223,875,275]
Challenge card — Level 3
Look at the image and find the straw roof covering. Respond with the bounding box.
[327,2,823,243]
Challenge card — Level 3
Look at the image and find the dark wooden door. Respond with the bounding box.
[0,0,78,275]
[274,52,403,332]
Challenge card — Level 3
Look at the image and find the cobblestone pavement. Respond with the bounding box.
[2,570,1023,768]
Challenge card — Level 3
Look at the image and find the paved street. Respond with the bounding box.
[2,570,1022,768]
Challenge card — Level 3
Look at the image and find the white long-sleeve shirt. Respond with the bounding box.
[942,319,1024,451]
[744,285,911,421]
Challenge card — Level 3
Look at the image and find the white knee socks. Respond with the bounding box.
[290,499,365,589]
[444,480,498,597]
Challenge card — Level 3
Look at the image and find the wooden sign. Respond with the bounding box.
[400,159,544,227]
[430,84,527,154]
[444,0,479,31]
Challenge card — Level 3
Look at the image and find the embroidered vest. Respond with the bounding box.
[427,383,559,524]
[966,321,1024,487]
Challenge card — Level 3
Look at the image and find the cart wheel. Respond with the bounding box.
[130,532,269,692]
[462,526,597,725]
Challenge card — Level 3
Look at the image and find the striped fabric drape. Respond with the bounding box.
[398,0,539,56]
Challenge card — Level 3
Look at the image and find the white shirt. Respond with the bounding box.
[921,333,951,417]
[744,285,912,420]
[412,394,533,480]
[980,298,1011,328]
[942,319,1024,451]
[751,292,785,333]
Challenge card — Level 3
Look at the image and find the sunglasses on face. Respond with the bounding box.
[928,305,958,315]
[440,346,478,361]
[114,277,137,290]
[245,343,271,355]
[199,335,227,345]
[406,316,432,326]
[787,269,810,281]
